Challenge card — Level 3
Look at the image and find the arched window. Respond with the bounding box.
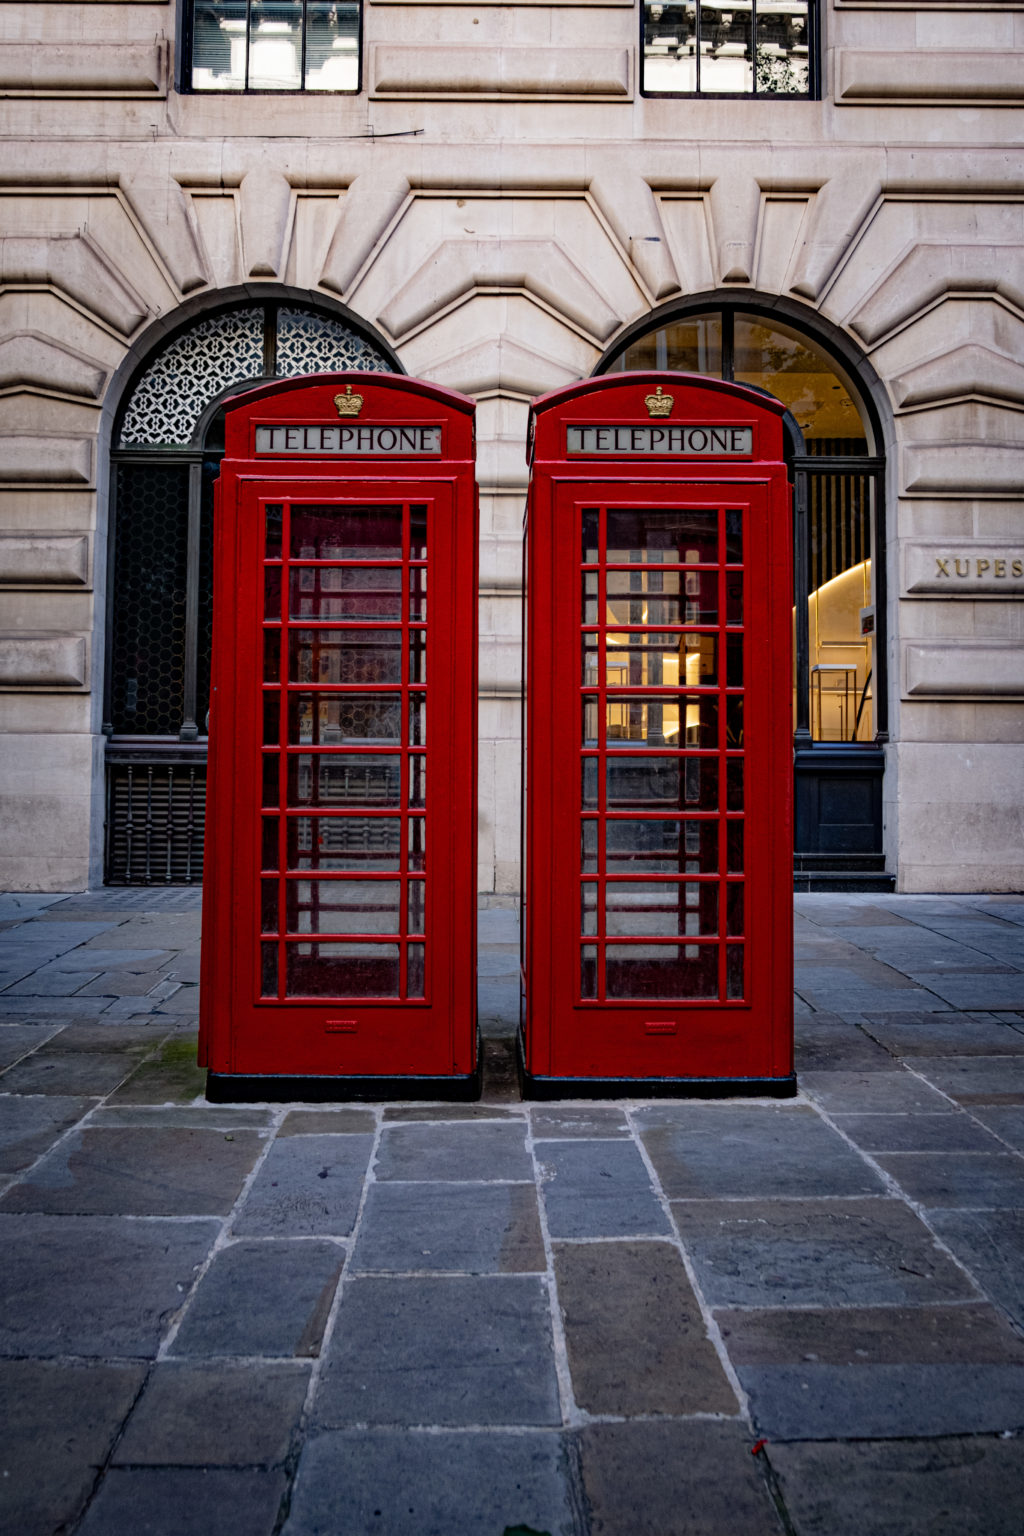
[104,296,396,883]
[601,305,890,884]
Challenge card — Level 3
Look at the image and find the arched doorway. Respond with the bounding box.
[103,293,399,883]
[599,302,891,887]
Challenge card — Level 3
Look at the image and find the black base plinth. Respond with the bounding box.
[206,1060,482,1104]
[517,1033,797,1101]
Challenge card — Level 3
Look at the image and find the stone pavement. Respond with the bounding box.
[1,888,1024,1535]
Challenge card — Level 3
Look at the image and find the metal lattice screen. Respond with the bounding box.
[105,762,206,885]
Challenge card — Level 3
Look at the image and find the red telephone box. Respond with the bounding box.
[522,374,794,1096]
[199,374,478,1100]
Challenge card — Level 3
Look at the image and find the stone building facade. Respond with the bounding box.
[0,0,1021,894]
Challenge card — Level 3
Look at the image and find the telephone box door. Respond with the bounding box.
[524,375,794,1094]
[199,375,477,1098]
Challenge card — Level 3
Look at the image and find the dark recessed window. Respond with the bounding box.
[186,0,360,93]
[641,0,816,98]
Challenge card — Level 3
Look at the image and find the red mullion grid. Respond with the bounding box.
[399,498,411,1000]
[274,500,291,1000]
[723,502,745,999]
[595,503,608,1002]
[714,505,729,1003]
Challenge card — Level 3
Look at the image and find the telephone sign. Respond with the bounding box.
[199,374,478,1100]
[522,373,795,1096]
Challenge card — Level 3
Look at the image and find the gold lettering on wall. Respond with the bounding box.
[932,553,1023,580]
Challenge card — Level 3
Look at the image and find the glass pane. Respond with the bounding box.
[726,884,744,937]
[727,820,744,873]
[726,572,743,627]
[409,694,426,747]
[582,509,599,564]
[288,694,402,746]
[581,883,598,936]
[606,818,718,873]
[261,879,278,933]
[304,0,359,90]
[735,317,864,447]
[606,881,718,937]
[611,314,722,375]
[602,695,718,749]
[606,509,718,565]
[286,942,400,997]
[410,567,427,621]
[248,1,303,91]
[407,942,425,998]
[409,755,426,808]
[288,815,401,871]
[191,0,247,90]
[642,0,697,94]
[581,820,598,872]
[607,571,716,626]
[409,630,426,685]
[606,944,718,1000]
[287,753,401,807]
[726,759,743,811]
[265,504,283,558]
[726,944,745,999]
[408,817,425,871]
[727,696,743,748]
[580,945,598,999]
[726,510,743,563]
[291,505,402,560]
[408,880,425,935]
[755,1,810,95]
[806,474,874,741]
[286,879,401,935]
[583,571,599,624]
[264,567,281,622]
[410,506,427,560]
[262,817,279,870]
[290,567,401,621]
[726,635,743,690]
[582,757,599,809]
[699,4,752,94]
[263,694,280,745]
[597,632,717,689]
[290,630,402,685]
[263,629,281,682]
[262,754,280,807]
[607,756,719,811]
[261,941,278,996]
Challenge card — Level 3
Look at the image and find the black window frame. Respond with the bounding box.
[178,0,363,95]
[639,0,820,101]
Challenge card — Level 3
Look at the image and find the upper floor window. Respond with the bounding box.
[186,0,360,92]
[641,0,815,98]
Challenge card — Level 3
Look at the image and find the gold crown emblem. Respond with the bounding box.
[645,385,673,418]
[334,385,364,417]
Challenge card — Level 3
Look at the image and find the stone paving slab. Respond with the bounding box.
[553,1240,736,1416]
[717,1302,1024,1365]
[875,1150,1024,1208]
[285,1429,577,1536]
[532,1105,631,1138]
[917,975,1024,1009]
[315,1275,561,1427]
[767,1437,1024,1536]
[910,1054,1024,1104]
[169,1240,344,1359]
[279,1108,376,1135]
[112,1360,311,1466]
[352,1180,545,1273]
[636,1103,886,1198]
[77,1467,287,1536]
[230,1133,373,1237]
[672,1198,976,1308]
[797,1068,955,1114]
[973,1105,1024,1150]
[925,1208,1024,1329]
[0,1215,220,1357]
[0,1126,266,1216]
[577,1420,779,1536]
[859,1013,1024,1056]
[374,1119,532,1181]
[0,1049,137,1096]
[536,1138,671,1238]
[833,1111,1003,1152]
[0,1091,95,1172]
[0,1360,147,1536]
[0,1021,60,1067]
[793,1018,897,1072]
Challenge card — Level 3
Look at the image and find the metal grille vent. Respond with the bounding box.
[119,308,264,446]
[106,763,206,885]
